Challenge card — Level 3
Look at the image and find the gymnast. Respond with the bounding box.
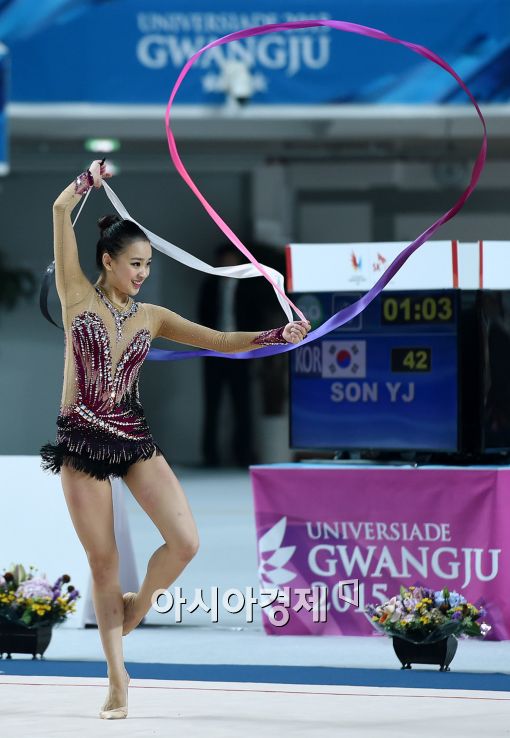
[40,159,310,718]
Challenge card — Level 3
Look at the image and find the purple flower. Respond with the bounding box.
[451,611,462,621]
[51,578,63,601]
[15,577,53,600]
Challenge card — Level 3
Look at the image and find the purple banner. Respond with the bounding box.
[250,465,509,639]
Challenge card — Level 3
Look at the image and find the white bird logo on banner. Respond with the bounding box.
[258,516,297,587]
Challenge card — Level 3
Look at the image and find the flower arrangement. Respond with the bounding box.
[366,585,491,644]
[0,563,80,629]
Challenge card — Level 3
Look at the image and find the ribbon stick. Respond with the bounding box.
[148,18,486,361]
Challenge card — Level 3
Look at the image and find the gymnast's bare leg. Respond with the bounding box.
[121,451,200,635]
[60,463,128,716]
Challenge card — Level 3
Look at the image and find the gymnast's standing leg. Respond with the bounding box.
[60,465,129,718]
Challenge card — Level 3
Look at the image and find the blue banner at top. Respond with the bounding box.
[0,43,9,174]
[6,0,510,104]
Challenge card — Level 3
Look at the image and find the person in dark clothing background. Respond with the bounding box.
[198,245,257,466]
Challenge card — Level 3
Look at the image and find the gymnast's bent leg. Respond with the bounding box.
[60,463,128,717]
[121,451,200,635]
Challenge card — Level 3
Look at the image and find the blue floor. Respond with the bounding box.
[1,659,509,692]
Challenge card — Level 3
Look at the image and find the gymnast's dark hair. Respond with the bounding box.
[96,215,149,270]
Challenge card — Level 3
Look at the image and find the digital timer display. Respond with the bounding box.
[381,295,454,324]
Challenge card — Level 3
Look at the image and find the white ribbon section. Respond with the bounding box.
[72,186,92,228]
[101,181,293,323]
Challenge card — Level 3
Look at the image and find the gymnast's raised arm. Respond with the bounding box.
[147,303,310,353]
[52,159,109,308]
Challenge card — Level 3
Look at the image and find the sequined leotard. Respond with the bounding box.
[40,180,288,481]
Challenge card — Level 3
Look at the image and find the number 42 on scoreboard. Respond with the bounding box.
[391,348,432,372]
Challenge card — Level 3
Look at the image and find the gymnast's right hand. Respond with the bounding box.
[88,159,112,188]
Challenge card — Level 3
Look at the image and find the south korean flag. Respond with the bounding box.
[321,341,367,378]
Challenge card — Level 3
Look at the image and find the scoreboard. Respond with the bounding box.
[290,290,458,452]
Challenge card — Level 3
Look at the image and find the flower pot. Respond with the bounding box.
[392,634,458,671]
[0,619,53,659]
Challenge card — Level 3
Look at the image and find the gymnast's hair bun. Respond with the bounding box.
[97,214,121,234]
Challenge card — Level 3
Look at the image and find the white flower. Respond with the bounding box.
[381,596,402,623]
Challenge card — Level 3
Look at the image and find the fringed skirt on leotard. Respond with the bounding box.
[40,408,166,482]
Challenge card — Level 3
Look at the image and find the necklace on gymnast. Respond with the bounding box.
[98,287,130,311]
[95,285,138,341]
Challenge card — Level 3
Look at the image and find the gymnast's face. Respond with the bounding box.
[106,239,152,296]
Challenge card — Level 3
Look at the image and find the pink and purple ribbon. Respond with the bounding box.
[149,19,487,361]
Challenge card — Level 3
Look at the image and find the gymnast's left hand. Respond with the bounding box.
[283,320,311,343]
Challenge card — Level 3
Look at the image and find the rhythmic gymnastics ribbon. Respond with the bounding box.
[147,18,487,360]
[41,178,295,330]
[101,181,295,323]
